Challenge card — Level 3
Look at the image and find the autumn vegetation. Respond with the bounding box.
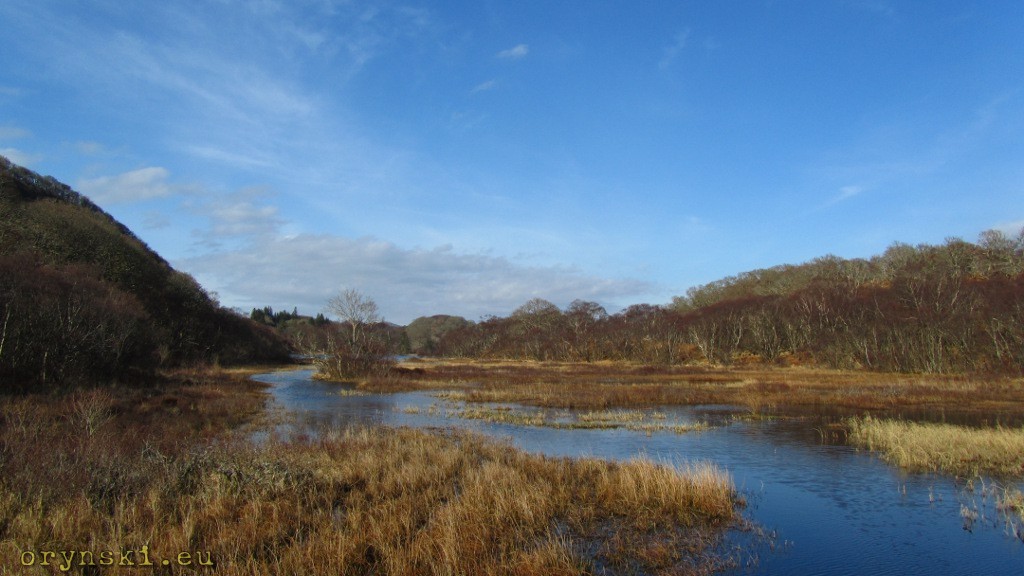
[424,232,1024,375]
[2,154,1022,573]
[844,416,1024,477]
[0,369,744,575]
[0,156,290,389]
[0,158,752,574]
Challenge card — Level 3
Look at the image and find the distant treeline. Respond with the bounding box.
[250,306,329,328]
[429,231,1024,374]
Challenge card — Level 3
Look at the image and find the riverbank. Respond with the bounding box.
[0,366,746,575]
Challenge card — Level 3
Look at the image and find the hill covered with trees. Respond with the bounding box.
[433,232,1024,375]
[0,156,290,388]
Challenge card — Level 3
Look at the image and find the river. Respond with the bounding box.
[253,368,1023,575]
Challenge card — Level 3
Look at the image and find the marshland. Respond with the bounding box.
[3,159,1023,574]
[0,367,744,576]
[256,355,1024,576]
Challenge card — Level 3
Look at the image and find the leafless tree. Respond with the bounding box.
[327,288,382,344]
[319,289,392,379]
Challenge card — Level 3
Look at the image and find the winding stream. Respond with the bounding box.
[254,368,1023,575]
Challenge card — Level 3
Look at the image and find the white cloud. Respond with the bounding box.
[471,79,498,94]
[177,234,652,324]
[993,219,1024,237]
[837,185,863,200]
[203,190,284,240]
[497,44,529,60]
[77,167,173,204]
[0,126,30,140]
[142,211,171,230]
[0,147,42,167]
[183,145,278,170]
[74,141,108,155]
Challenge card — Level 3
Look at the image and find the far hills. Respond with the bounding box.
[0,156,290,388]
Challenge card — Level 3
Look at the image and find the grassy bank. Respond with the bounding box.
[1,369,744,575]
[360,358,1024,419]
[844,416,1024,477]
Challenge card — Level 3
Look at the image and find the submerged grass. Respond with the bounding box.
[845,416,1024,477]
[998,487,1024,523]
[0,369,743,575]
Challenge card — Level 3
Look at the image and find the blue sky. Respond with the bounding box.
[2,0,1022,324]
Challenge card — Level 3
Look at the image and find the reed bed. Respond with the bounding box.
[0,373,743,575]
[383,359,1024,417]
[844,416,1024,477]
[453,405,709,434]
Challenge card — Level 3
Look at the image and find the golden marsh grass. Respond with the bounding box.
[0,370,743,575]
[380,358,1024,417]
[845,416,1024,477]
[452,405,709,434]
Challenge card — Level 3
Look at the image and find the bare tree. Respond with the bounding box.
[327,288,382,344]
[319,289,392,380]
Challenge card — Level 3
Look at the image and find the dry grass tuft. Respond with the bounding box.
[845,416,1024,477]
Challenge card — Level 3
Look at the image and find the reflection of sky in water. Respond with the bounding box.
[255,369,1024,576]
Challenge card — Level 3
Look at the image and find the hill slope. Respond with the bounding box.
[434,232,1024,374]
[0,156,289,387]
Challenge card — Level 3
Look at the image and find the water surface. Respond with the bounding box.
[254,369,1023,576]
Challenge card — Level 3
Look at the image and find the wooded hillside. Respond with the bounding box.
[434,232,1024,374]
[0,156,290,388]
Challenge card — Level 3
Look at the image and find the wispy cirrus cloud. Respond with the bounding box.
[497,43,529,60]
[659,29,690,69]
[808,94,1018,213]
[0,148,42,167]
[0,126,31,140]
[77,167,173,204]
[74,141,108,156]
[836,185,863,201]
[993,220,1024,237]
[471,79,499,94]
[0,128,37,165]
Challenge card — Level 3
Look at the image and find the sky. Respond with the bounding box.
[1,0,1022,324]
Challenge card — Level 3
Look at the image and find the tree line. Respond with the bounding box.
[427,230,1024,374]
[202,229,1024,379]
[250,306,329,328]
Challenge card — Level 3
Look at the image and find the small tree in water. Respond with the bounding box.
[315,289,394,380]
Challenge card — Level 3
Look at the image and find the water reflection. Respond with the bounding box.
[254,369,1023,576]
